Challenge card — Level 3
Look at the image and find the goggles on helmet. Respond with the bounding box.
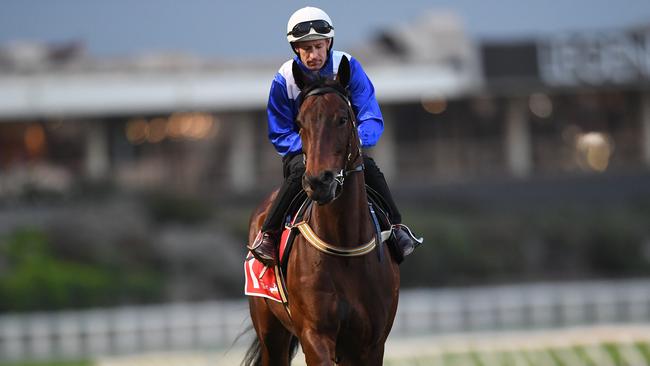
[287,20,334,38]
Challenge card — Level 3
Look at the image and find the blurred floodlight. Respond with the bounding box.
[529,93,553,118]
[576,132,614,172]
[125,118,149,145]
[184,113,215,140]
[167,113,188,139]
[421,95,448,115]
[147,118,168,143]
[24,124,47,157]
[125,113,216,144]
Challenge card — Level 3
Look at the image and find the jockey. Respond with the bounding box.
[248,6,422,266]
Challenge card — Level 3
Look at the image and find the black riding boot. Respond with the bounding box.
[363,155,402,224]
[363,155,422,258]
[248,153,305,266]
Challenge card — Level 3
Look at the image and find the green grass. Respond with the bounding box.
[383,342,650,365]
[639,342,650,363]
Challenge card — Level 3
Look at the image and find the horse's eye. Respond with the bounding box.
[339,116,348,126]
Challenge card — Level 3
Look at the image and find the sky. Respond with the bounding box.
[1,0,650,60]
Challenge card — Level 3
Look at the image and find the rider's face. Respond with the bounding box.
[294,39,331,71]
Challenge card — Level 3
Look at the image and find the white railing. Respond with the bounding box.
[392,279,650,336]
[1,279,650,362]
[0,301,251,362]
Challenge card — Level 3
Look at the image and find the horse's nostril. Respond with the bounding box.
[321,171,334,183]
[305,171,335,190]
[304,175,317,188]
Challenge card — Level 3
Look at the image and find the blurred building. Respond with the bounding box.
[481,24,650,179]
[1,15,649,199]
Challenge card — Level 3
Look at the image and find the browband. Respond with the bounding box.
[298,85,350,108]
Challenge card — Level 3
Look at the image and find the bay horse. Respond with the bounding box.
[243,57,400,365]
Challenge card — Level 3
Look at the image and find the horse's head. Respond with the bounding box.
[292,57,362,205]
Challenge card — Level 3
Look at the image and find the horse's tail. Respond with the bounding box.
[288,335,300,361]
[241,333,299,365]
[241,335,261,366]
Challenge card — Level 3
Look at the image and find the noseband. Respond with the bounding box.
[299,85,364,200]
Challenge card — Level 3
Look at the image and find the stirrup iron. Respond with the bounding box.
[392,224,424,244]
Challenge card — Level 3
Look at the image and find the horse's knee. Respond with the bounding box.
[332,346,384,366]
[299,329,337,366]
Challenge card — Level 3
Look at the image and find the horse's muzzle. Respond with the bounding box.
[303,170,338,205]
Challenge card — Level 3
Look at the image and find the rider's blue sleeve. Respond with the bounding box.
[348,57,384,148]
[267,74,302,156]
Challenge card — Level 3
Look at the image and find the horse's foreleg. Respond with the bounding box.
[299,328,338,366]
[361,345,386,366]
[250,298,295,366]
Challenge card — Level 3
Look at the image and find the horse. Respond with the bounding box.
[243,56,400,366]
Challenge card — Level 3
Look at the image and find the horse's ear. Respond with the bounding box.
[336,56,350,89]
[292,60,307,90]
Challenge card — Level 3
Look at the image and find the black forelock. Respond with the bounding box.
[303,74,347,95]
[297,75,349,109]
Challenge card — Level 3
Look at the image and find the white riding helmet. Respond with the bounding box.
[286,7,335,44]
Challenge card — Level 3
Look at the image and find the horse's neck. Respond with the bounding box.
[310,174,373,246]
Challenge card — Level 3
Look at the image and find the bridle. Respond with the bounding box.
[298,85,364,200]
[291,83,381,257]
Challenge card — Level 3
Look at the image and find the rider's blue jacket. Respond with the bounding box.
[267,50,384,157]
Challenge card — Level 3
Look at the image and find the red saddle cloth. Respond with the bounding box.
[244,229,291,303]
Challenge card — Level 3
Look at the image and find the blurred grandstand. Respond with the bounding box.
[2,14,649,193]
